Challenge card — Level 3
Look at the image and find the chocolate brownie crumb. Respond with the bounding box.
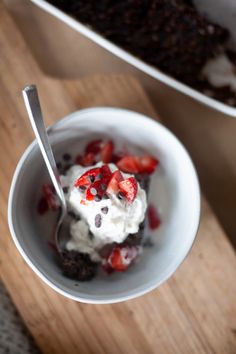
[63,153,71,161]
[56,162,62,171]
[124,229,144,247]
[68,210,80,221]
[61,250,97,281]
[136,174,150,192]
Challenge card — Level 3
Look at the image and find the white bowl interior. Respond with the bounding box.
[8,108,200,303]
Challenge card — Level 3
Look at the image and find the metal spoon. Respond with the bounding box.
[22,84,69,253]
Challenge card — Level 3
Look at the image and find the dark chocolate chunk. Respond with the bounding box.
[56,162,62,171]
[95,214,102,228]
[88,231,94,240]
[103,193,109,200]
[117,191,125,200]
[124,230,144,247]
[101,206,109,214]
[68,210,80,221]
[89,175,95,183]
[63,153,71,161]
[94,195,102,202]
[63,186,69,194]
[64,164,73,172]
[79,185,86,191]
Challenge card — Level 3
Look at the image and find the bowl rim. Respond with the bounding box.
[8,107,201,304]
[30,0,236,118]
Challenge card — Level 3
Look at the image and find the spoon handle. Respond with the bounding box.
[22,85,66,210]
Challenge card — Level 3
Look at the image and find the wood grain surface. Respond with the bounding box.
[1,3,236,354]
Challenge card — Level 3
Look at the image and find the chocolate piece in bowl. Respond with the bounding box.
[61,250,98,281]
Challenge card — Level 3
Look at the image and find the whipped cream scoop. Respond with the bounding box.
[60,163,147,260]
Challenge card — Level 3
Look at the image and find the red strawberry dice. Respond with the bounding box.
[37,197,49,215]
[42,184,60,211]
[102,245,139,272]
[139,156,159,174]
[85,165,112,201]
[85,139,102,154]
[118,177,138,203]
[148,204,161,230]
[80,152,96,166]
[100,164,112,182]
[116,156,140,174]
[106,170,124,195]
[86,180,105,201]
[101,140,114,163]
[74,167,101,188]
[75,153,94,166]
[117,155,158,175]
[75,154,82,165]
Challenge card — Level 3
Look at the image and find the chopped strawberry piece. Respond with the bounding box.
[74,167,101,188]
[85,139,102,154]
[42,184,60,211]
[107,170,124,195]
[118,177,138,202]
[79,152,96,166]
[111,151,125,163]
[86,180,105,201]
[139,156,159,174]
[100,164,112,182]
[117,155,158,174]
[117,156,140,174]
[75,154,82,165]
[37,196,49,215]
[74,164,112,201]
[102,245,139,272]
[101,140,114,163]
[86,166,112,201]
[148,204,161,230]
[76,153,98,166]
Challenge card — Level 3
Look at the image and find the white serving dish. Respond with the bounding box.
[5,0,236,117]
[8,107,200,303]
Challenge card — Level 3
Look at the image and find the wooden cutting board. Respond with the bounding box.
[0,4,236,354]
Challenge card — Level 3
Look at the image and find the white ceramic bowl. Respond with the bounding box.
[8,107,200,304]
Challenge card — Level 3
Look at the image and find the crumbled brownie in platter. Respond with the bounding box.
[61,250,97,281]
[48,0,228,85]
[193,78,236,107]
